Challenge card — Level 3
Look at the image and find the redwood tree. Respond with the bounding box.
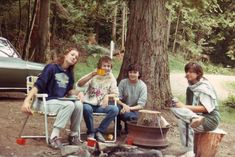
[117,0,172,110]
[29,0,50,63]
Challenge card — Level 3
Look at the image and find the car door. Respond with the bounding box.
[0,56,28,90]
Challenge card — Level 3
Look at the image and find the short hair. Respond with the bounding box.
[127,63,142,78]
[97,56,112,69]
[184,62,203,81]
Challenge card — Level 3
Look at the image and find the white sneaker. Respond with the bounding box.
[178,151,195,157]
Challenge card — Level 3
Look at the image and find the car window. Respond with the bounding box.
[0,38,20,58]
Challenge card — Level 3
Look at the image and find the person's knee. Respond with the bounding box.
[83,104,93,114]
[65,101,75,111]
[109,105,119,116]
[123,112,137,121]
[74,101,83,110]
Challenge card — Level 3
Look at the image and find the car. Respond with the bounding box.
[0,37,45,92]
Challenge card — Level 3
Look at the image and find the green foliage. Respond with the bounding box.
[169,54,186,72]
[223,95,235,109]
[201,63,233,75]
[84,45,110,56]
[221,95,235,124]
[220,107,235,124]
[166,0,235,67]
[225,82,235,93]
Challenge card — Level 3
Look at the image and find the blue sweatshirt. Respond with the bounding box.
[34,64,74,100]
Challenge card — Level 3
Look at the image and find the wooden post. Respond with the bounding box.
[137,110,161,127]
[194,128,226,157]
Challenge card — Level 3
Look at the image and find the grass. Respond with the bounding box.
[169,54,186,73]
[220,107,235,124]
[225,82,235,92]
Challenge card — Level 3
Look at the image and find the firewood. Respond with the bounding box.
[137,110,161,127]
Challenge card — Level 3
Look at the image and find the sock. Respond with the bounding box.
[50,127,60,139]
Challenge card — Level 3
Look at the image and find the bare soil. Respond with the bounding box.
[0,73,235,157]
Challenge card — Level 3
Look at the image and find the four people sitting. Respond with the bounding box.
[21,52,220,156]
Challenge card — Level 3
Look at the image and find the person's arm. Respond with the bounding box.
[77,71,97,87]
[21,87,38,114]
[117,99,143,113]
[175,101,208,113]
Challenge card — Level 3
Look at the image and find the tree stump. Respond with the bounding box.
[137,110,161,127]
[194,128,227,157]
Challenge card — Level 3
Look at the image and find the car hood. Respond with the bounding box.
[26,60,45,70]
[0,57,45,70]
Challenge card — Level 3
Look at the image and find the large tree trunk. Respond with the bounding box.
[34,0,50,63]
[117,0,172,109]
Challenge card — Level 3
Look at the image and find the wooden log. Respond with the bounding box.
[194,128,227,157]
[137,110,161,127]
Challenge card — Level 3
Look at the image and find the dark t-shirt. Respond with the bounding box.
[34,64,74,100]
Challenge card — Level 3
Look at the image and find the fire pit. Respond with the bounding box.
[126,110,170,148]
[126,121,169,148]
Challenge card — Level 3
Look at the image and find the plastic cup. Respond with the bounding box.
[107,134,113,140]
[97,69,106,76]
[126,137,133,145]
[16,138,26,145]
[87,138,96,147]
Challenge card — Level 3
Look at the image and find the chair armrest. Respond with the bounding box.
[36,94,48,98]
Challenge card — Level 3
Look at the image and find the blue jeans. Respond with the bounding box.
[117,105,139,132]
[83,102,119,134]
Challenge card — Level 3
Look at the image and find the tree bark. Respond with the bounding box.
[16,0,22,51]
[34,0,50,63]
[166,10,172,49]
[112,5,117,42]
[22,0,39,60]
[117,0,172,109]
[121,1,126,51]
[172,10,180,54]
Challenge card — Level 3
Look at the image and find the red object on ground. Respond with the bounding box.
[87,138,96,147]
[126,137,133,145]
[16,138,26,145]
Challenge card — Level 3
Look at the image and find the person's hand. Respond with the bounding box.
[121,104,131,113]
[77,92,84,102]
[175,101,186,108]
[100,95,109,108]
[21,99,33,114]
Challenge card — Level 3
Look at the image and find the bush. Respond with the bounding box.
[84,44,110,56]
[223,95,235,109]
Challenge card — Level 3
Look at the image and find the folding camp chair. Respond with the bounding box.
[20,76,55,144]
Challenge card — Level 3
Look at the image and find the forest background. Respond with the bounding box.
[1,0,235,112]
[0,0,234,67]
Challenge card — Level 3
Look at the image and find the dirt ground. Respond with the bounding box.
[0,93,234,157]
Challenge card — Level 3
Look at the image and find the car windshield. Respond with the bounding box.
[0,38,20,58]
